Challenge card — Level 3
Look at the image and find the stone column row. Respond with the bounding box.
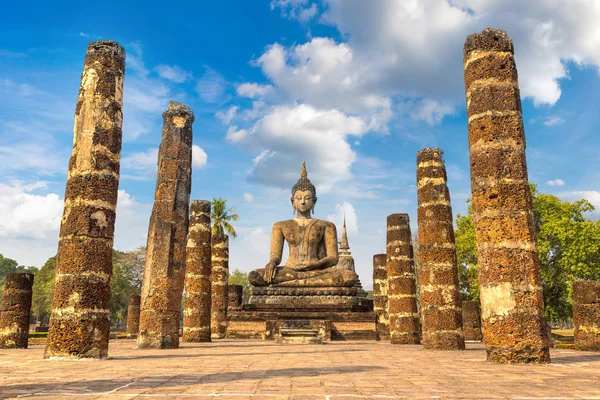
[373,254,389,340]
[138,101,194,349]
[183,200,212,342]
[463,28,549,363]
[573,280,600,351]
[45,40,126,359]
[416,148,465,350]
[211,235,229,339]
[386,214,420,344]
[0,272,34,349]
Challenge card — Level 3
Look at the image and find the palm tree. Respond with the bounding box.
[210,198,239,238]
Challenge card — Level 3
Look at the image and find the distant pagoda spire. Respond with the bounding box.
[340,214,351,256]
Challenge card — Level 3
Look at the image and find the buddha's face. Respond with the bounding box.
[292,189,315,214]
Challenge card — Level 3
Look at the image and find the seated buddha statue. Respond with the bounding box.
[248,162,358,288]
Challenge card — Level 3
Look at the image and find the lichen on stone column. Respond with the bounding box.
[183,200,212,342]
[0,272,34,349]
[211,235,229,339]
[137,101,194,349]
[386,214,420,344]
[44,40,125,359]
[464,28,550,363]
[373,254,389,341]
[416,148,465,350]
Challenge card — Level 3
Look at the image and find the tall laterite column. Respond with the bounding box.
[573,280,600,351]
[183,200,212,342]
[416,148,464,350]
[386,214,420,344]
[373,254,389,340]
[126,295,141,337]
[0,272,34,348]
[464,28,549,363]
[462,300,483,341]
[211,235,229,339]
[45,41,125,359]
[138,101,194,349]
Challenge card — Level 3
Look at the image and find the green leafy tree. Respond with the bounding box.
[110,247,146,329]
[211,198,239,238]
[228,269,251,303]
[31,256,56,323]
[454,185,600,322]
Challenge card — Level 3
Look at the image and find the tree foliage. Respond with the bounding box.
[31,256,56,323]
[454,185,600,323]
[211,198,239,238]
[110,247,146,328]
[229,269,251,303]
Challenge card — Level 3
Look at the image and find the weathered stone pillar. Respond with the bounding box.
[386,214,420,344]
[573,280,600,351]
[416,148,465,350]
[0,272,34,349]
[126,295,141,337]
[462,300,483,341]
[464,28,550,363]
[228,284,243,311]
[45,41,125,359]
[373,254,389,341]
[211,235,229,339]
[183,200,212,342]
[138,101,194,349]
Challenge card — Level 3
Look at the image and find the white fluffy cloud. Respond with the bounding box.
[547,178,565,186]
[558,190,600,214]
[327,201,358,236]
[227,103,367,190]
[192,145,208,168]
[243,193,255,203]
[271,0,319,23]
[155,64,192,83]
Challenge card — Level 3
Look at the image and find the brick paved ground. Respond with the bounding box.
[1,339,599,399]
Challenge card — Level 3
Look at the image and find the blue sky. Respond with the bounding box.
[1,0,599,289]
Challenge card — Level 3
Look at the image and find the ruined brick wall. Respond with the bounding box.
[126,294,141,336]
[416,148,464,350]
[138,101,194,349]
[0,272,34,349]
[211,235,229,339]
[386,214,420,344]
[228,284,243,311]
[373,254,389,340]
[573,280,600,351]
[44,41,125,359]
[462,300,483,341]
[464,28,549,363]
[182,200,212,342]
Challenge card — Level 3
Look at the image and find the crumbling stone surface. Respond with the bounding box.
[573,280,600,351]
[182,200,212,342]
[462,300,483,341]
[416,148,465,350]
[138,101,194,349]
[464,28,550,363]
[126,295,141,337]
[211,235,229,339]
[372,254,389,341]
[386,214,420,345]
[0,272,34,349]
[44,40,125,359]
[228,284,243,311]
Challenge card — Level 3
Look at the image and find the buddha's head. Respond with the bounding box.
[291,162,317,214]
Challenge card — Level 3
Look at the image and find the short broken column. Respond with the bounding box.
[183,200,212,342]
[373,254,390,341]
[228,284,243,311]
[138,101,194,349]
[386,214,420,344]
[416,148,465,350]
[126,295,141,337]
[462,300,483,341]
[45,40,125,359]
[0,272,34,349]
[573,280,600,351]
[211,235,229,339]
[464,28,550,363]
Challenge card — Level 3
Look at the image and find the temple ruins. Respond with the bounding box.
[372,254,389,340]
[44,40,125,359]
[183,200,213,342]
[211,234,229,339]
[462,300,483,341]
[137,101,194,349]
[573,280,600,351]
[0,272,34,349]
[463,28,550,363]
[386,214,420,345]
[126,295,141,337]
